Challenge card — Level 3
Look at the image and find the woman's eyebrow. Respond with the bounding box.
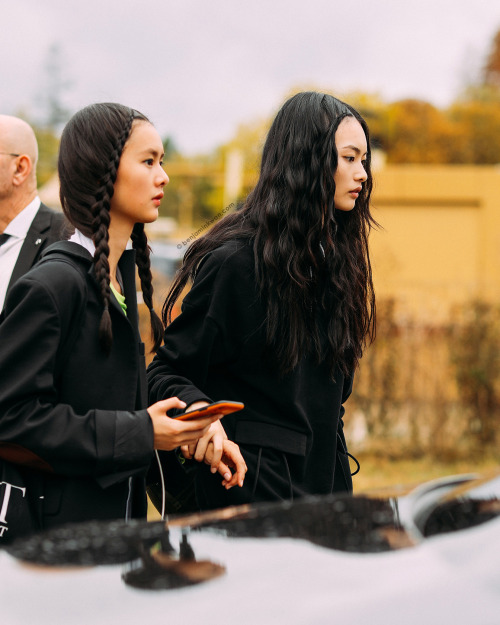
[139,148,164,157]
[339,144,367,156]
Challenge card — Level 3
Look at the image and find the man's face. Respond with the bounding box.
[0,151,17,200]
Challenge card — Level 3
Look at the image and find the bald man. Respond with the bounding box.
[0,115,65,310]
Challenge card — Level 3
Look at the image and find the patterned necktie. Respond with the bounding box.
[0,233,11,247]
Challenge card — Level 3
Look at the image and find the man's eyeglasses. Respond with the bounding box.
[0,152,20,157]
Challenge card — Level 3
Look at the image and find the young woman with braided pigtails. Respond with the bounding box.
[0,103,246,536]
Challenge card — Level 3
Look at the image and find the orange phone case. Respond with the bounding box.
[176,400,244,421]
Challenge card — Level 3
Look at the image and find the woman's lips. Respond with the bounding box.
[153,193,164,206]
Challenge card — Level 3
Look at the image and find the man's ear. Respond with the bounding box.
[12,155,32,187]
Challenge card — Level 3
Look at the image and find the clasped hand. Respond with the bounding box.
[147,398,247,489]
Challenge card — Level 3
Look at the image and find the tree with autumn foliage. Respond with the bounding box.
[442,26,500,165]
[379,99,456,164]
[448,86,500,163]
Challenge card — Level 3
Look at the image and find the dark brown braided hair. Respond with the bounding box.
[58,102,163,354]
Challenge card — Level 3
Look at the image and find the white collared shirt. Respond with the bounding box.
[68,228,96,256]
[68,229,133,254]
[68,229,127,297]
[0,197,41,309]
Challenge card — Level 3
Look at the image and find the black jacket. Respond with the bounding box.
[6,203,66,298]
[148,239,354,510]
[0,242,154,529]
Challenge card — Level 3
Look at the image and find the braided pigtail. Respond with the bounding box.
[91,193,112,353]
[91,113,135,353]
[59,103,151,353]
[131,222,164,351]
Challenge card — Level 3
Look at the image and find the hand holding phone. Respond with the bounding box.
[176,400,244,421]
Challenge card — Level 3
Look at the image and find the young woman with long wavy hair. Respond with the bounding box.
[148,91,376,509]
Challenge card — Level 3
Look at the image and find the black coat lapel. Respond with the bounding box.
[118,249,139,332]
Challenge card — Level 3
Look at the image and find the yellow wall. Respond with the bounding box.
[370,165,500,322]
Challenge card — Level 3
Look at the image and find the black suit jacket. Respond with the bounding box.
[6,202,66,297]
[0,242,153,532]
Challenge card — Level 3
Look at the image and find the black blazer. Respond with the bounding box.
[0,241,154,530]
[6,202,66,297]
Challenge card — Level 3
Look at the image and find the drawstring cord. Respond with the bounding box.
[250,447,262,503]
[337,431,361,476]
[347,451,360,476]
[154,449,167,520]
[282,453,294,501]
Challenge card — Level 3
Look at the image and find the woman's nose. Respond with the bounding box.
[159,169,169,186]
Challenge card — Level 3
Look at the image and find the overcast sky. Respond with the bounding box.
[2,0,500,154]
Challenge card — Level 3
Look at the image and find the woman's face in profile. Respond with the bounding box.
[110,121,169,231]
[333,117,368,212]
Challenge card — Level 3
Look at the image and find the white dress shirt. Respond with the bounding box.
[0,197,41,309]
[68,229,128,296]
[68,229,132,254]
[68,228,96,255]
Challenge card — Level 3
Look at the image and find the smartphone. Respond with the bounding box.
[176,400,244,421]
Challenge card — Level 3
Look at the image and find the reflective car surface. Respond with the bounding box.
[2,471,500,625]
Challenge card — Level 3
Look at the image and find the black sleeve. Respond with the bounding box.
[148,243,253,407]
[338,372,354,434]
[0,268,153,484]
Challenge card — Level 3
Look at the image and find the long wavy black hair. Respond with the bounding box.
[58,102,163,354]
[163,91,376,377]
